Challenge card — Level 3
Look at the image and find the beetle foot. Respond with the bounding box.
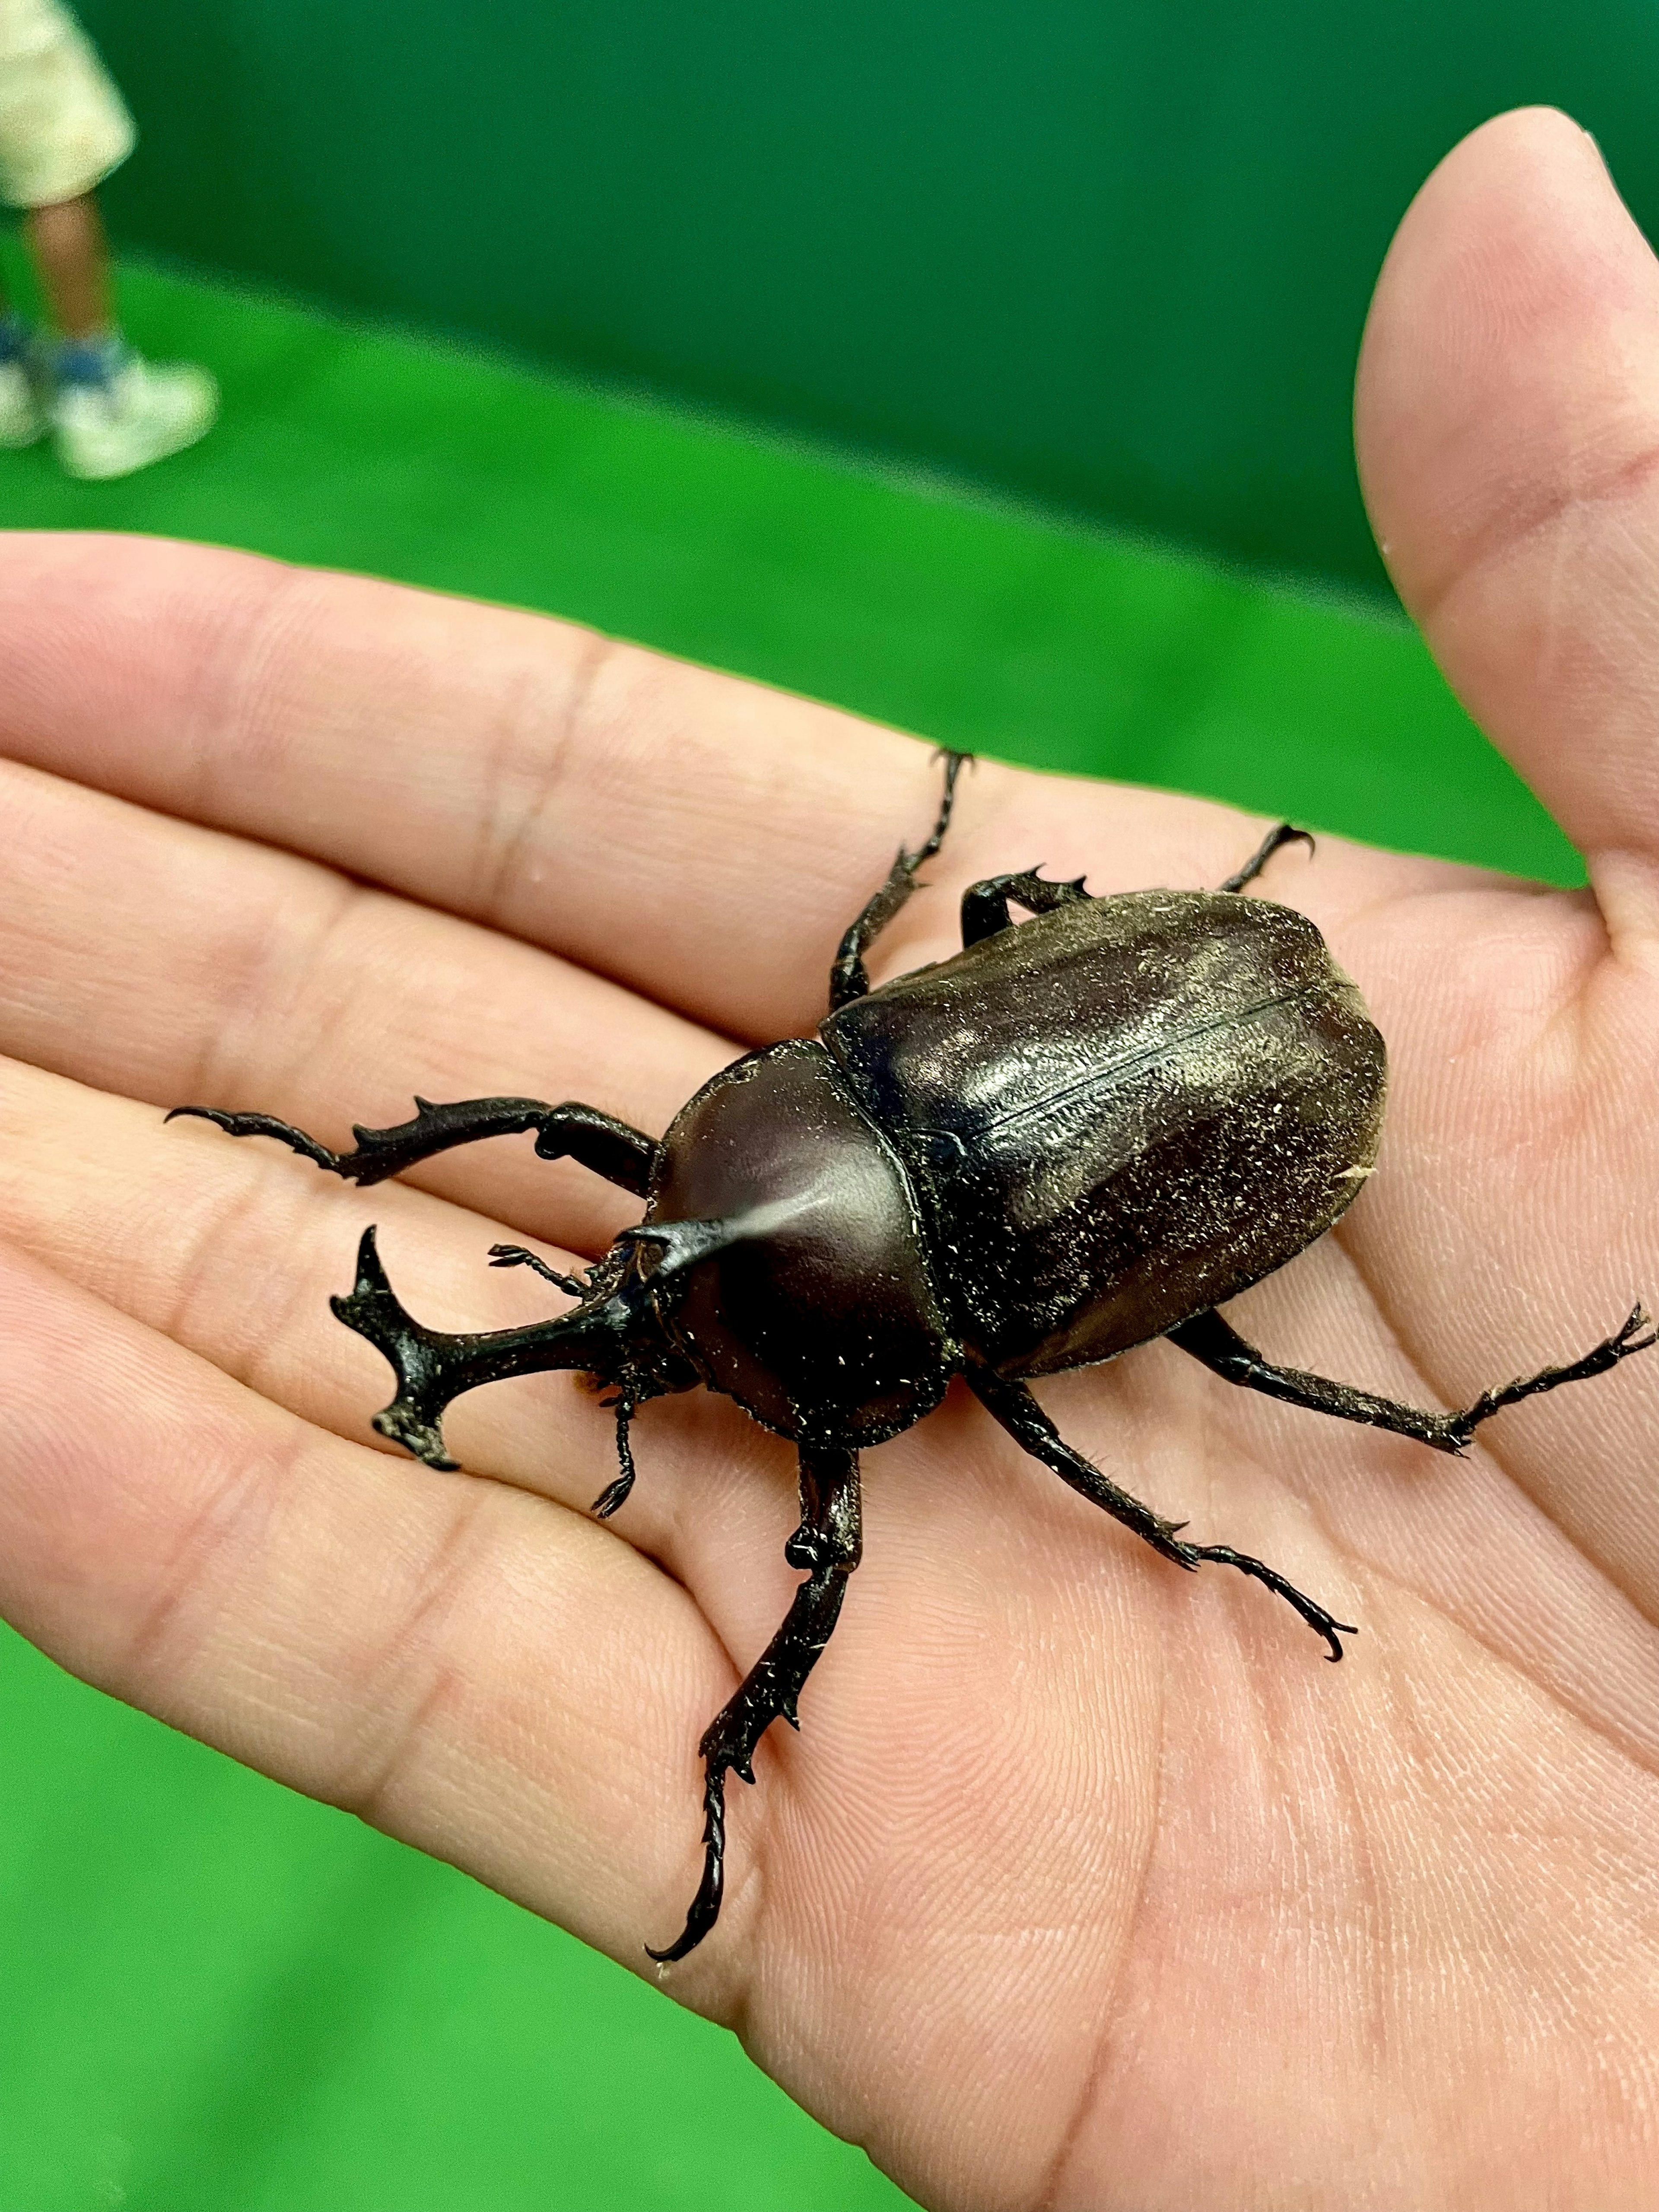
[648,1444,861,1962]
[1177,1541,1357,1662]
[166,1104,343,1173]
[1217,822,1315,895]
[591,1390,639,1519]
[1447,1301,1658,1449]
[645,1760,731,1965]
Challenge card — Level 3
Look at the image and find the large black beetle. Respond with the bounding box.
[172,755,1654,1960]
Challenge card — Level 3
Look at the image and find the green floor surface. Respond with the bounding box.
[0,257,1580,2212]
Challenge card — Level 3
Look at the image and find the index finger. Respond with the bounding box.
[0,533,1417,1045]
[0,531,953,1041]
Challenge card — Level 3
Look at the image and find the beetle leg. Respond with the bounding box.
[959,868,1091,947]
[168,1094,658,1196]
[1217,821,1315,894]
[828,750,970,1010]
[648,1439,862,1963]
[1168,1303,1657,1454]
[330,1225,656,1469]
[967,1368,1356,1662]
[591,1385,640,1519]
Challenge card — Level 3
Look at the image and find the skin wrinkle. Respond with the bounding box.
[474,625,619,940]
[1323,1537,1659,1796]
[178,854,367,1121]
[328,1472,499,1831]
[157,1154,333,1406]
[182,560,327,824]
[120,1415,311,1686]
[1328,1721,1391,2074]
[1398,427,1659,639]
[1589,849,1659,971]
[1034,1674,1167,2212]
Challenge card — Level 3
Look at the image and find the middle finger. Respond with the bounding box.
[0,759,733,1256]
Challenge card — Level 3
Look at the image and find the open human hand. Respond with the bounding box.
[1,107,1657,2210]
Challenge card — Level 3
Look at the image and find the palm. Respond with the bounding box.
[2,109,1657,2210]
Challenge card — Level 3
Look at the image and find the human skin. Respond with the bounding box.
[0,104,1656,2211]
[0,192,114,336]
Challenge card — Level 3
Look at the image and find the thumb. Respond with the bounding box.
[1356,107,1659,926]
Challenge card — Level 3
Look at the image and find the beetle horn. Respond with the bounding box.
[332,1226,650,1470]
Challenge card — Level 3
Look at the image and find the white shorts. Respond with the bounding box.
[0,0,134,210]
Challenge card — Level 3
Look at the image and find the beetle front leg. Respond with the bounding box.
[968,1368,1355,1661]
[1168,1303,1656,1453]
[168,1094,658,1195]
[1217,822,1314,893]
[648,1439,862,1963]
[828,751,969,1009]
[958,868,1091,947]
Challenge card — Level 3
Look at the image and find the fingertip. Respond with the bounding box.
[1358,106,1658,617]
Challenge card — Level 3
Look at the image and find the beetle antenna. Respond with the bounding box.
[487,1242,589,1297]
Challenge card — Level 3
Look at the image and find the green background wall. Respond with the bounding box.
[75,0,1659,598]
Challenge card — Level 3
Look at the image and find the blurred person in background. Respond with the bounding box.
[0,0,214,478]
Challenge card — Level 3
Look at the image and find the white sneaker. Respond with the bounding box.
[0,358,46,448]
[51,354,218,480]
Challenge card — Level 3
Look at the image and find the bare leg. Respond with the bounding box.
[1219,822,1313,894]
[969,1367,1354,1660]
[1169,1303,1656,1453]
[648,1440,862,1961]
[828,751,969,1010]
[24,194,114,339]
[169,1093,657,1196]
[959,868,1091,947]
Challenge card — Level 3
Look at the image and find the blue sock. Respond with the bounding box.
[55,330,127,387]
[0,311,30,365]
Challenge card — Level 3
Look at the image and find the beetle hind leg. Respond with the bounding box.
[968,1367,1355,1661]
[648,1439,862,1962]
[1169,1303,1657,1454]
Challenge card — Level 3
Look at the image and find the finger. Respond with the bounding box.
[0,1235,724,1970]
[0,534,1449,1044]
[0,531,941,1035]
[0,1052,794,1603]
[1356,108,1659,923]
[0,756,728,1255]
